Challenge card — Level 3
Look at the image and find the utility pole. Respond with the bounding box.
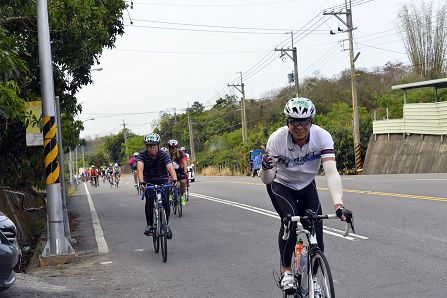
[55,96,72,242]
[69,148,73,186]
[75,145,78,175]
[122,120,128,156]
[275,31,300,97]
[323,0,363,173]
[174,108,177,125]
[37,0,75,261]
[228,72,248,143]
[82,146,85,170]
[187,103,196,163]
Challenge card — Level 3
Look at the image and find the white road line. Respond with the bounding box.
[100,261,113,265]
[415,179,447,181]
[191,193,367,241]
[84,183,109,254]
[133,249,144,252]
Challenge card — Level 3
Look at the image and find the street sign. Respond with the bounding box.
[24,101,43,146]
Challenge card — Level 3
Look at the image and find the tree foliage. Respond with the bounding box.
[146,63,412,174]
[0,0,127,188]
[399,1,447,79]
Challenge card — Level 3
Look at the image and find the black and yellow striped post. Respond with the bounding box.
[354,143,363,174]
[43,116,60,185]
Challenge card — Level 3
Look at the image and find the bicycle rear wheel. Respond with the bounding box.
[309,250,335,298]
[160,208,168,262]
[185,185,189,201]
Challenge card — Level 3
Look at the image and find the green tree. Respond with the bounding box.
[0,0,127,188]
[399,1,447,79]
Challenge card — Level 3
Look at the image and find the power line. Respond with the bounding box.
[301,42,342,76]
[244,15,333,81]
[129,0,298,7]
[356,42,406,54]
[125,18,295,32]
[324,0,372,11]
[115,48,267,54]
[355,28,401,40]
[126,24,297,35]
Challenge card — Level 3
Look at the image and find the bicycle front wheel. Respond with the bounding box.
[309,250,335,298]
[160,208,168,262]
[153,209,159,253]
[178,196,183,218]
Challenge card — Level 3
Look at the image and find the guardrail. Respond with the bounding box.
[0,188,46,243]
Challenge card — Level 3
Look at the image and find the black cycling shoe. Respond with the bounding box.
[166,226,173,239]
[144,226,155,236]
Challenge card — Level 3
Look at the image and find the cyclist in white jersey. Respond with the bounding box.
[260,97,353,294]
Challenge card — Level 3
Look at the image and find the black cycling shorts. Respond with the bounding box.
[267,180,324,268]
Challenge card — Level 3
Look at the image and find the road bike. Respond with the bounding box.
[134,172,141,195]
[185,180,190,202]
[90,176,99,188]
[114,173,120,188]
[277,209,354,298]
[170,186,182,218]
[141,183,172,262]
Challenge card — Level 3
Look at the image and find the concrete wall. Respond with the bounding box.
[363,134,447,174]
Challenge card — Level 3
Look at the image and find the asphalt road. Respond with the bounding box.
[4,173,447,297]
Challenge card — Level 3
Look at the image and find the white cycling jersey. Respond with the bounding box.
[266,124,335,190]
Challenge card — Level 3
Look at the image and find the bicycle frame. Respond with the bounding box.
[282,211,353,298]
[141,183,172,262]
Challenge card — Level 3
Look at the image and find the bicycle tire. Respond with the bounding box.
[185,185,189,201]
[172,191,178,214]
[309,250,335,298]
[160,208,168,262]
[178,198,182,218]
[153,208,159,253]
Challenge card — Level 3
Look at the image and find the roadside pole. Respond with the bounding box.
[55,96,72,242]
[37,0,75,265]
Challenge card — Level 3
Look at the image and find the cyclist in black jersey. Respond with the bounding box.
[138,132,178,239]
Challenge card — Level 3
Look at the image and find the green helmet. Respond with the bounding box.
[284,97,316,119]
[144,132,160,145]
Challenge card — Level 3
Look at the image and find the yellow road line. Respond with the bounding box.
[200,180,447,202]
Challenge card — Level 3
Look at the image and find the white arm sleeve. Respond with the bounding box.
[322,160,343,206]
[260,166,276,184]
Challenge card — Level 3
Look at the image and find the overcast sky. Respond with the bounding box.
[77,0,437,138]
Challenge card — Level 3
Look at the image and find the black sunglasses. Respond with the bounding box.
[287,118,312,127]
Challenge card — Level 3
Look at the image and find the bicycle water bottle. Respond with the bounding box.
[298,246,308,274]
[295,239,304,270]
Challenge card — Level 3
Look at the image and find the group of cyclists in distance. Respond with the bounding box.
[79,163,122,187]
[81,95,355,297]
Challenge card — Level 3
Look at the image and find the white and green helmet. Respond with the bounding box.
[284,97,316,119]
[144,132,160,145]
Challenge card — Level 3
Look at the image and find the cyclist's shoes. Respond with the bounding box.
[313,277,322,298]
[144,226,155,236]
[168,195,174,202]
[280,271,296,293]
[180,196,186,206]
[166,226,173,239]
